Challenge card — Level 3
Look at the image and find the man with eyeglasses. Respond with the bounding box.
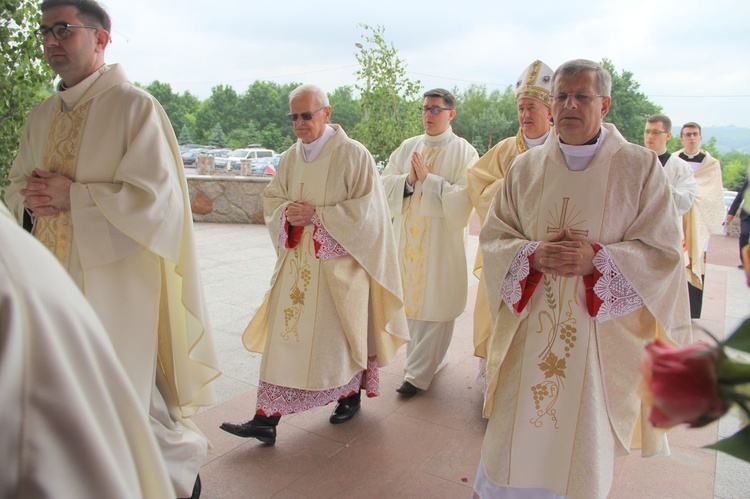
[643,114,696,216]
[4,1,219,497]
[474,59,690,498]
[674,122,725,318]
[381,88,478,396]
[467,60,554,379]
[220,84,408,443]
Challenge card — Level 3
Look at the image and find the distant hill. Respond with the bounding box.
[671,125,750,154]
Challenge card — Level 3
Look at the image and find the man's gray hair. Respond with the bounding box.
[289,84,329,108]
[552,59,612,97]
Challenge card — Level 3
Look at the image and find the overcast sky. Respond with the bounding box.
[98,0,750,129]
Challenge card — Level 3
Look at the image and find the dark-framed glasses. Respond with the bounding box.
[34,22,99,41]
[421,105,453,115]
[552,92,606,104]
[286,107,325,122]
[644,129,668,136]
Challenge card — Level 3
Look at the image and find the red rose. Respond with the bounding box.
[641,340,731,429]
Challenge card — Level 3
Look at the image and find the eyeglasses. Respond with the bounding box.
[34,22,99,41]
[420,106,453,115]
[552,92,606,104]
[644,129,668,136]
[682,132,701,138]
[286,107,325,122]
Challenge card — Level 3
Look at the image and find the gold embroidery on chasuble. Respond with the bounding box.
[514,129,529,155]
[401,144,441,318]
[508,161,610,492]
[33,101,92,268]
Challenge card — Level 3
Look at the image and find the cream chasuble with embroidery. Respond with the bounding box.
[5,63,219,421]
[244,125,409,390]
[381,127,477,322]
[479,124,691,497]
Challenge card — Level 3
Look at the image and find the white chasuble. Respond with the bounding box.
[261,154,369,390]
[509,161,610,492]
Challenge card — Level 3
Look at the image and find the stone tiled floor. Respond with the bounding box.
[192,220,750,498]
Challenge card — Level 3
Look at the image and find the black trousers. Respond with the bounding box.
[739,218,750,264]
[688,277,704,319]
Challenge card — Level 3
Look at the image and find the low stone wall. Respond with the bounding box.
[186,174,270,224]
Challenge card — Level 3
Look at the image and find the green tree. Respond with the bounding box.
[1,0,54,193]
[721,150,749,191]
[178,124,192,145]
[208,123,227,147]
[351,24,423,164]
[601,59,662,144]
[452,84,517,153]
[260,123,292,153]
[328,85,363,131]
[194,84,243,143]
[226,120,261,149]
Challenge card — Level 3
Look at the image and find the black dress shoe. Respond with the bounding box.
[396,380,419,396]
[219,419,276,444]
[329,396,361,424]
[179,474,201,499]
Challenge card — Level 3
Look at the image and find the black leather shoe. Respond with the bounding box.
[396,380,419,396]
[329,397,361,424]
[219,419,276,444]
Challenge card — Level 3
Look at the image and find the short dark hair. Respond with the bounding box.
[41,0,112,33]
[647,114,672,133]
[680,121,702,136]
[423,88,456,109]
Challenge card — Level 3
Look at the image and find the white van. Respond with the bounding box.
[226,145,276,171]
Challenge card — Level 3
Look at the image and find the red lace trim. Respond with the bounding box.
[256,356,380,417]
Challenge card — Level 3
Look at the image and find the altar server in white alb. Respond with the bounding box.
[381,88,478,396]
[474,59,691,498]
[4,1,219,496]
[0,200,173,499]
[643,114,696,218]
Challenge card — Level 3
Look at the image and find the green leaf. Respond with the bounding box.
[724,319,750,354]
[705,425,750,462]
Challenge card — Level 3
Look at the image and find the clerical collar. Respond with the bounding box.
[657,150,670,167]
[301,124,335,162]
[422,126,453,147]
[524,129,550,149]
[557,126,609,171]
[679,151,706,163]
[58,64,110,111]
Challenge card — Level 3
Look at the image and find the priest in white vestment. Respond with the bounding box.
[220,85,409,444]
[4,3,219,496]
[473,60,691,499]
[674,122,726,318]
[0,200,174,499]
[467,60,554,379]
[381,88,478,396]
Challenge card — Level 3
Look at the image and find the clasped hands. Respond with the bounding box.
[287,201,315,227]
[406,151,429,186]
[20,168,73,217]
[532,228,596,278]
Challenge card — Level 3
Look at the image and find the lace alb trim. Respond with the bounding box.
[592,247,644,322]
[255,357,380,416]
[501,241,540,309]
[312,213,348,259]
[278,206,290,249]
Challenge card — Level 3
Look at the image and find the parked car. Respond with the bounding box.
[226,146,277,171]
[207,149,232,169]
[250,155,280,176]
[181,149,207,167]
[724,189,739,211]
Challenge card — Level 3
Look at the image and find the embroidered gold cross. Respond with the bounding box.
[547,197,589,237]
